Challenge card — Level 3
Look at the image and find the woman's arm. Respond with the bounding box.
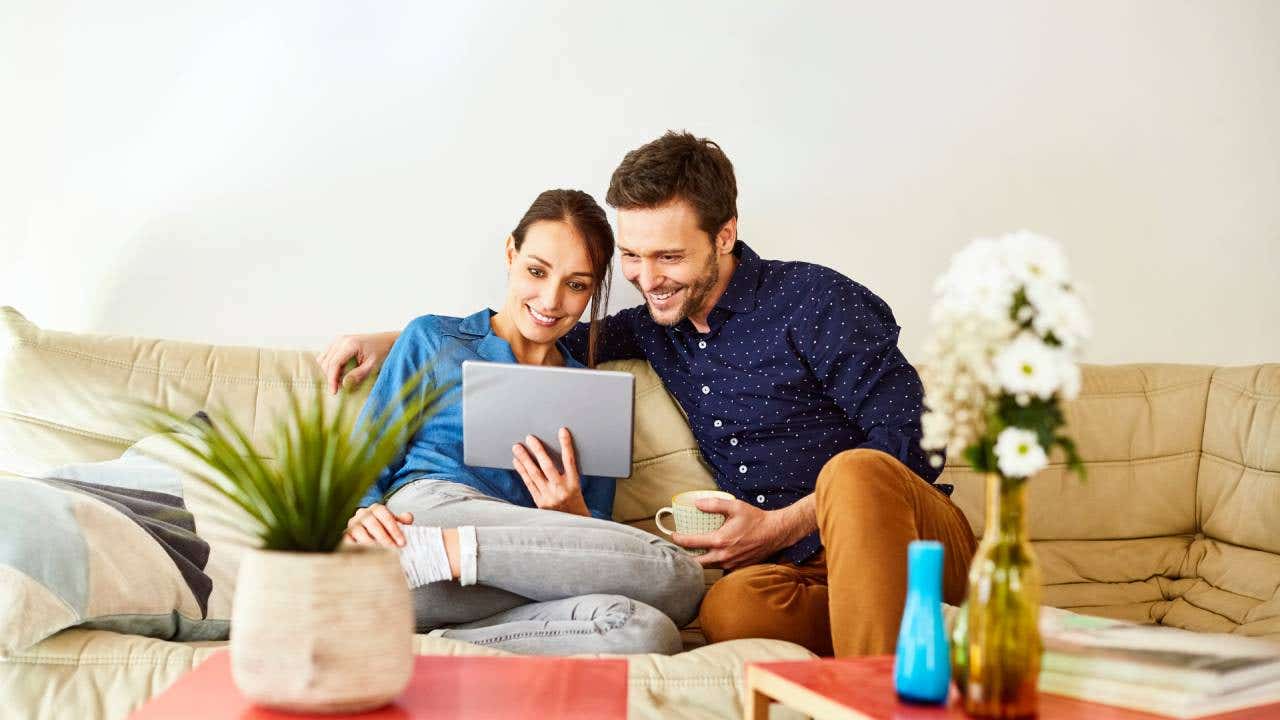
[351,320,436,508]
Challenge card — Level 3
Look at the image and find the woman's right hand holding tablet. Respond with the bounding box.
[512,427,590,517]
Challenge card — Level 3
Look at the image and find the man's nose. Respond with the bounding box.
[636,261,661,293]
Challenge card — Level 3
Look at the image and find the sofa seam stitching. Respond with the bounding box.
[0,410,135,446]
[9,339,322,388]
[1197,450,1279,477]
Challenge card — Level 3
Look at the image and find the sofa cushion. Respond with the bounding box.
[0,462,232,654]
[944,364,1218,629]
[0,306,345,474]
[1184,365,1280,639]
[0,629,813,720]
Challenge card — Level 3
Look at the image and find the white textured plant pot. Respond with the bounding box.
[230,545,413,714]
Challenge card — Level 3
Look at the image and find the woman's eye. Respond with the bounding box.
[528,267,545,278]
[568,282,587,292]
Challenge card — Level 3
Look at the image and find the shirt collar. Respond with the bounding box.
[714,240,761,314]
[457,308,494,337]
[457,307,583,368]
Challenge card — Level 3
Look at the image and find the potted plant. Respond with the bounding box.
[137,368,449,713]
[919,231,1090,719]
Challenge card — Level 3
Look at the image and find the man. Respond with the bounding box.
[321,131,976,656]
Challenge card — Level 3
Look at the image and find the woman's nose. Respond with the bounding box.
[540,284,563,311]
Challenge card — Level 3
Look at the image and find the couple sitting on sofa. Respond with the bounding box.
[321,131,977,658]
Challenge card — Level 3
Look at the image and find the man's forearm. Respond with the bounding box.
[773,494,817,549]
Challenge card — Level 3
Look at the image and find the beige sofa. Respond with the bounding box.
[1,306,1277,719]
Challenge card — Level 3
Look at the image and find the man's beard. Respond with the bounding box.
[644,249,720,327]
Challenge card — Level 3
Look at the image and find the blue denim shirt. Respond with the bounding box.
[356,308,617,520]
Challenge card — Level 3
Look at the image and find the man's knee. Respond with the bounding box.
[815,448,911,509]
[697,566,822,646]
[699,571,769,643]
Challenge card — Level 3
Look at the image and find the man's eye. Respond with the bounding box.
[661,255,679,262]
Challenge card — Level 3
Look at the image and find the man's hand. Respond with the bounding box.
[673,496,814,569]
[512,428,590,517]
[344,503,413,548]
[316,331,399,395]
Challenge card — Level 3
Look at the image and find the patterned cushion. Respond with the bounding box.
[0,443,237,654]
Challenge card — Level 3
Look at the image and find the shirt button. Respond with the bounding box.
[698,340,707,349]
[701,385,710,395]
[756,494,765,504]
[730,437,739,446]
[738,465,747,474]
[713,419,723,428]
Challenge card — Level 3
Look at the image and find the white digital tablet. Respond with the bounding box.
[462,360,634,478]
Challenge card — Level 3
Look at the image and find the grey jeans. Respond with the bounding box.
[384,480,706,655]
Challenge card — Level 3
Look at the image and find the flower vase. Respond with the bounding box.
[961,473,1042,719]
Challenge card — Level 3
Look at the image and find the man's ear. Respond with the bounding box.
[505,235,517,268]
[714,218,738,256]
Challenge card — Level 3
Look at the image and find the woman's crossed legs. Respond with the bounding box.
[384,480,704,655]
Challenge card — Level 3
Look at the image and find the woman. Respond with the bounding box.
[324,189,703,655]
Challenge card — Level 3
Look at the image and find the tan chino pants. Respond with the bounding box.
[697,448,977,656]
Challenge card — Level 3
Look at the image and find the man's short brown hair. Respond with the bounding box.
[606,131,738,239]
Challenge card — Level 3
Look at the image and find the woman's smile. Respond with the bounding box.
[525,304,563,327]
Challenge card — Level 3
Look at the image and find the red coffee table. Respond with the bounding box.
[131,651,628,719]
[745,656,1280,720]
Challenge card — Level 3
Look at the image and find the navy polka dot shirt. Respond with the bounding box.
[566,241,945,565]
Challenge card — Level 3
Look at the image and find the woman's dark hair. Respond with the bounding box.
[605,130,738,240]
[510,189,614,367]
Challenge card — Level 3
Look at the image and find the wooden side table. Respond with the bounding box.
[745,656,1280,720]
[132,651,628,719]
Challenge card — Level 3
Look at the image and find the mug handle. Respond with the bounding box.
[654,507,676,535]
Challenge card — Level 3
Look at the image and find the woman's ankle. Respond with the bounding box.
[441,528,461,580]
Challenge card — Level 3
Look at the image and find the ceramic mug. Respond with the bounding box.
[654,490,734,555]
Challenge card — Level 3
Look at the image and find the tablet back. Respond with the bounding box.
[462,360,634,478]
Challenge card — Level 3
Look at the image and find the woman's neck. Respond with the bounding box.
[489,310,563,366]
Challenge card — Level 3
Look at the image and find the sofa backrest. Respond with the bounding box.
[1178,366,1280,638]
[0,307,716,525]
[3,306,1275,639]
[941,363,1279,640]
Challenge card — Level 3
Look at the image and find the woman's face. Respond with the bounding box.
[504,220,597,346]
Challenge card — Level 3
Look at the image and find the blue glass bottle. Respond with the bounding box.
[893,540,950,704]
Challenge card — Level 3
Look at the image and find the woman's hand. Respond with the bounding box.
[344,503,414,547]
[512,428,590,516]
[316,331,400,395]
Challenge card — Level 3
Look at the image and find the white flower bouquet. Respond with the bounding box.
[919,231,1089,481]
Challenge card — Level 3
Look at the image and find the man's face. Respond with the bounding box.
[617,200,721,327]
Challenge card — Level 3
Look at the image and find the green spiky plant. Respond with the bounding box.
[133,367,452,552]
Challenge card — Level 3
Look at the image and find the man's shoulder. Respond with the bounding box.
[598,304,651,331]
[757,257,881,307]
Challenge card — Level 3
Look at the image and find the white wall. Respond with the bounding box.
[3,1,1278,364]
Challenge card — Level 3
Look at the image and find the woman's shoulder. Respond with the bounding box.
[399,311,492,350]
[392,314,452,353]
[403,313,456,336]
